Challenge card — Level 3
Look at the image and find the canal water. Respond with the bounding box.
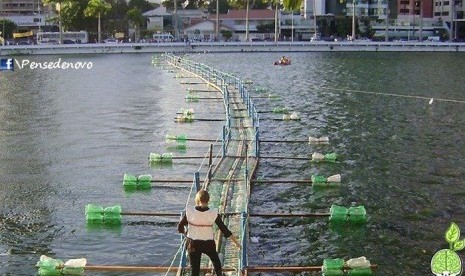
[0,52,464,275]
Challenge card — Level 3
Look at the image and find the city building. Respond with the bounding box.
[0,0,48,34]
[433,0,465,39]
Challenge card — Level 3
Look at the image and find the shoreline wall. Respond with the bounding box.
[1,41,465,56]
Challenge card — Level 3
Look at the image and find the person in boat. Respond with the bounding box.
[280,56,288,64]
[178,189,241,276]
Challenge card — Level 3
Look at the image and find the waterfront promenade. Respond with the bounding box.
[1,40,465,56]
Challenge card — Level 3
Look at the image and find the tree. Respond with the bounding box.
[207,0,230,14]
[107,0,129,19]
[282,0,302,41]
[268,0,282,41]
[127,7,146,42]
[220,29,233,40]
[184,0,208,9]
[335,16,351,37]
[0,19,17,43]
[128,0,156,12]
[84,0,112,43]
[229,0,268,9]
[61,0,94,31]
[257,22,274,33]
[42,0,96,35]
[162,0,183,10]
[42,0,68,43]
[105,0,130,39]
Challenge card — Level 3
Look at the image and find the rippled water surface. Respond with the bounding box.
[1,52,464,275]
[0,54,224,276]
[189,52,465,275]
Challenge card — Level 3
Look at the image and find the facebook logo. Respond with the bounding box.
[0,58,14,71]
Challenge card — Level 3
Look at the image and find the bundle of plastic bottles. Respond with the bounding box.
[123,174,152,190]
[149,153,173,163]
[329,204,367,224]
[165,134,188,150]
[322,257,372,275]
[85,204,122,224]
[311,152,338,163]
[311,174,341,187]
[308,136,330,144]
[37,255,86,276]
[272,107,290,114]
[178,108,194,115]
[254,86,267,93]
[185,95,199,102]
[175,114,195,123]
[282,112,300,120]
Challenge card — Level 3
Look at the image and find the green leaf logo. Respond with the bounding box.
[447,223,461,245]
[432,222,464,276]
[454,240,465,252]
[431,249,462,276]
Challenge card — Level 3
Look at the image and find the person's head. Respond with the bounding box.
[195,190,210,206]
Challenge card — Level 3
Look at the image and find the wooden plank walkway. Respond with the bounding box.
[166,55,258,275]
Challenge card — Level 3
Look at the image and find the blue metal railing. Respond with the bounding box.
[163,53,260,275]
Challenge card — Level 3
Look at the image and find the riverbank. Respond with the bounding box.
[1,41,465,56]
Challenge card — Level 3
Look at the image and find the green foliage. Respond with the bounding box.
[42,0,89,31]
[184,0,208,9]
[229,0,268,9]
[207,0,230,13]
[438,28,448,41]
[256,22,274,33]
[269,0,282,9]
[162,0,184,10]
[128,0,157,12]
[127,7,146,41]
[41,0,61,6]
[282,0,302,11]
[0,19,17,39]
[335,17,352,36]
[250,0,269,9]
[127,7,146,26]
[84,0,112,42]
[220,29,233,40]
[140,29,154,38]
[84,0,112,18]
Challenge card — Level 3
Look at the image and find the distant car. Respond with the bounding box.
[39,39,59,45]
[251,38,264,42]
[63,39,76,44]
[263,37,274,42]
[103,38,118,43]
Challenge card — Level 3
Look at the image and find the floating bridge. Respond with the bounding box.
[164,54,259,275]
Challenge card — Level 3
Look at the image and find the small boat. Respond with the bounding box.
[274,59,291,66]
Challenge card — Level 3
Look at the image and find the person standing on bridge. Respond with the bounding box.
[178,189,241,275]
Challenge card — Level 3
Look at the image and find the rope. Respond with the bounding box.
[165,54,197,276]
[319,86,465,104]
[164,236,186,276]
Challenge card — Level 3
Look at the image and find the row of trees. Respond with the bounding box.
[38,0,308,42]
[1,0,364,43]
[41,0,155,42]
